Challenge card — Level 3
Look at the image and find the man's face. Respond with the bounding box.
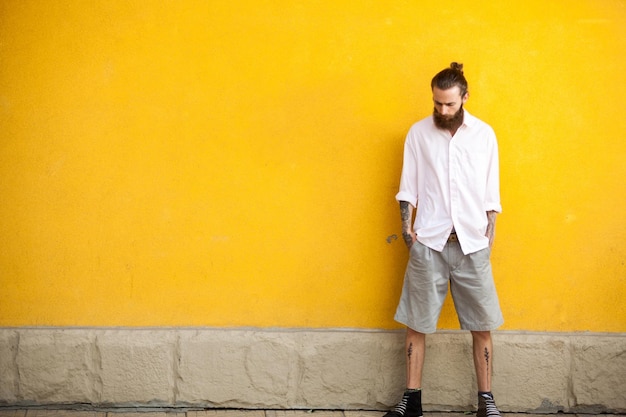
[432,86,468,130]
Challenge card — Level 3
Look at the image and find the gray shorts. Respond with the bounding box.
[394,240,504,334]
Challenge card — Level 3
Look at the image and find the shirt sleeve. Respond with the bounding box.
[395,131,419,207]
[484,129,502,213]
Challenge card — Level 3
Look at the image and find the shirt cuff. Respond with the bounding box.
[485,202,503,213]
[395,191,417,206]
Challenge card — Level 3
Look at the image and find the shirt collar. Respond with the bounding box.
[462,110,477,128]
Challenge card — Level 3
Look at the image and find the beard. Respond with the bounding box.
[433,105,464,131]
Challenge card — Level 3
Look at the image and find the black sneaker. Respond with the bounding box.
[383,390,423,417]
[477,392,501,417]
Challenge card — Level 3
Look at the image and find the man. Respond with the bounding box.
[385,63,504,417]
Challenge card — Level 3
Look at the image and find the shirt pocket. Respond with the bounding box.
[457,149,488,186]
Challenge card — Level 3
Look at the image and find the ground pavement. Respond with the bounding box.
[1,410,623,417]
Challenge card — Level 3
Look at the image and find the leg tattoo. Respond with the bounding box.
[484,347,490,372]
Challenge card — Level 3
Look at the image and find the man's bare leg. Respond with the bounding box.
[384,328,425,417]
[406,327,425,389]
[472,331,501,417]
[471,330,492,392]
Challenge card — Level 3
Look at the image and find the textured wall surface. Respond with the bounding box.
[1,328,624,413]
[1,1,626,332]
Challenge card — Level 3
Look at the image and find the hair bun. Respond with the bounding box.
[450,62,464,73]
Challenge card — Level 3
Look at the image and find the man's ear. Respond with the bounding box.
[462,91,470,103]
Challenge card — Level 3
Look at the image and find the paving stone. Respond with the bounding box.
[106,413,170,417]
[107,413,174,417]
[265,412,344,417]
[25,412,105,417]
[187,410,265,417]
[343,411,382,417]
[0,411,26,417]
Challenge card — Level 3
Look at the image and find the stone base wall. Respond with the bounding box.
[0,328,624,413]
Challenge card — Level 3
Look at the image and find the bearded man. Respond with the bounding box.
[385,63,504,417]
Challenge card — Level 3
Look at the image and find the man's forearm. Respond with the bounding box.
[486,210,497,247]
[400,201,415,248]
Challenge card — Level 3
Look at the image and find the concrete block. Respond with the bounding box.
[492,333,570,413]
[242,332,299,405]
[370,331,406,407]
[0,330,18,403]
[297,331,404,410]
[16,329,96,403]
[177,329,275,407]
[570,335,626,412]
[0,328,624,412]
[96,329,176,405]
[422,332,475,411]
[178,329,403,410]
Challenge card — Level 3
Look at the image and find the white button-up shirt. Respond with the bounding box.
[396,111,502,255]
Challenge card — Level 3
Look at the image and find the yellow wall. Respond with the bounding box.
[1,0,625,332]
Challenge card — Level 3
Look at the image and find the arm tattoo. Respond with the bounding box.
[486,210,497,227]
[400,201,414,248]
